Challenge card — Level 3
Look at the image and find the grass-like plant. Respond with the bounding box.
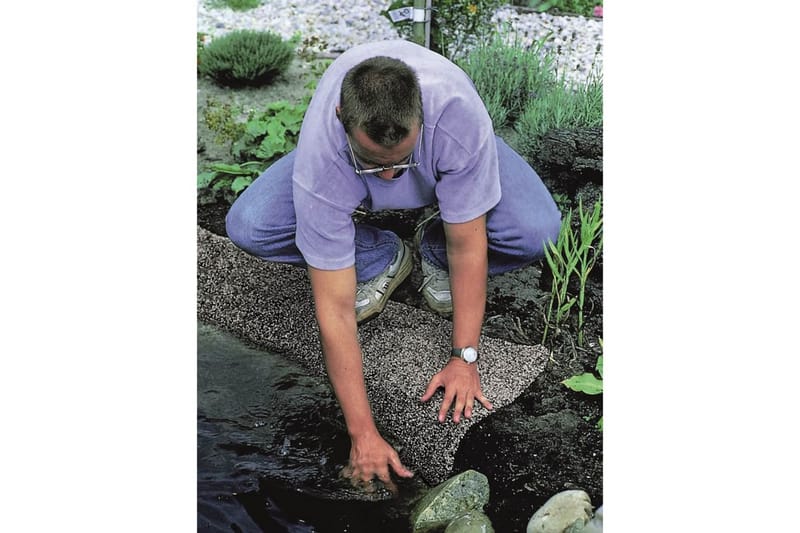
[513,70,603,161]
[457,32,557,131]
[198,30,295,88]
[542,196,603,346]
[542,208,577,344]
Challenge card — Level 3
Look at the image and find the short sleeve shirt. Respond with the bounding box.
[292,39,501,270]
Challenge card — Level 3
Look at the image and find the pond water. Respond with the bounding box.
[198,322,428,532]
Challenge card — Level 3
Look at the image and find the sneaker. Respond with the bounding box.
[355,239,412,323]
[414,213,453,315]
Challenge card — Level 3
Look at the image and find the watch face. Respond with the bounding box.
[463,347,478,363]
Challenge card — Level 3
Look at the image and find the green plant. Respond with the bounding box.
[574,197,603,345]
[542,196,603,346]
[198,30,295,88]
[513,0,601,17]
[199,99,308,203]
[197,32,207,70]
[208,0,262,11]
[550,192,571,214]
[382,0,503,60]
[513,71,602,160]
[230,100,306,162]
[197,161,264,205]
[457,32,557,130]
[562,347,603,430]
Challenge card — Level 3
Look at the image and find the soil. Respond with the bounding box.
[197,58,603,532]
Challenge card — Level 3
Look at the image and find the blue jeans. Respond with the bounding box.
[225,136,561,282]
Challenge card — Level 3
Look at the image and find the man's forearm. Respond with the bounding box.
[309,266,378,439]
[445,216,488,349]
[319,317,378,438]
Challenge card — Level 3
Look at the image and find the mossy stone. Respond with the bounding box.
[410,470,490,533]
[444,510,495,533]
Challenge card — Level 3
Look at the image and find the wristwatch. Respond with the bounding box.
[452,346,478,364]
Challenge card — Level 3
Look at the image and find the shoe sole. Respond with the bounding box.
[421,292,453,316]
[356,240,413,324]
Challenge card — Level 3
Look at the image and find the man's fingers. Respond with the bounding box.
[389,454,414,479]
[464,396,474,419]
[420,374,442,402]
[452,393,466,423]
[438,390,455,422]
[477,393,493,411]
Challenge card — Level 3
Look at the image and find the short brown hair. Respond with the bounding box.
[339,56,423,146]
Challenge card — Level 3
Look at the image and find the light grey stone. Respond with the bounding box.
[197,0,602,86]
[526,489,593,533]
[444,510,495,533]
[572,505,602,533]
[410,470,490,533]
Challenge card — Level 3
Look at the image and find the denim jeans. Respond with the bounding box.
[225,136,561,282]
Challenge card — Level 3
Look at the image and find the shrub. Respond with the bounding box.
[383,0,503,60]
[198,30,295,88]
[510,0,602,17]
[457,32,558,131]
[208,0,262,11]
[512,71,602,160]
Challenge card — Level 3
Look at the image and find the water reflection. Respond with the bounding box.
[198,322,427,532]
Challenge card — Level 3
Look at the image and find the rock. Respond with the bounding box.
[444,510,495,533]
[526,489,594,533]
[570,505,602,533]
[410,470,490,533]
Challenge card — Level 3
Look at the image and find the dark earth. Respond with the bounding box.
[197,58,603,532]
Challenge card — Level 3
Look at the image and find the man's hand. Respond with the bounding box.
[420,357,493,423]
[340,429,414,494]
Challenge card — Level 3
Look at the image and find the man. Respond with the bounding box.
[226,39,561,491]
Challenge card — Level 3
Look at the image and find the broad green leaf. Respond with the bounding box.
[211,176,233,191]
[256,135,286,160]
[197,171,217,188]
[230,176,253,193]
[562,373,603,395]
[266,100,290,111]
[244,120,269,137]
[597,416,603,431]
[596,355,603,378]
[266,119,287,138]
[209,162,253,175]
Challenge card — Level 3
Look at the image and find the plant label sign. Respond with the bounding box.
[388,7,413,23]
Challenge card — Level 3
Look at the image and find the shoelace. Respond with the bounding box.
[418,262,449,294]
[413,208,441,235]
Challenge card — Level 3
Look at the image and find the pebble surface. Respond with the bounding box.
[197,0,602,86]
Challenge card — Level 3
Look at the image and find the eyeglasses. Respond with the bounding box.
[346,127,423,176]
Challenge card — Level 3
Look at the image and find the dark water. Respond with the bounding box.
[198,322,428,532]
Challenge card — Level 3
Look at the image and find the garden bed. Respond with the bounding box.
[197,53,602,531]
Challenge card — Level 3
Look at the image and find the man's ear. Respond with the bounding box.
[335,106,341,120]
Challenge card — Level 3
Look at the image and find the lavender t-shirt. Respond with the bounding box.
[292,39,501,271]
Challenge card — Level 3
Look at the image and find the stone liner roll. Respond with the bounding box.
[197,226,548,484]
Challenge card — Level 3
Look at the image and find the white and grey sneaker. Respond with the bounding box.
[419,257,453,315]
[414,213,453,315]
[355,239,412,323]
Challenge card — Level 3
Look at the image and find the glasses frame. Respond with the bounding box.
[346,126,423,176]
